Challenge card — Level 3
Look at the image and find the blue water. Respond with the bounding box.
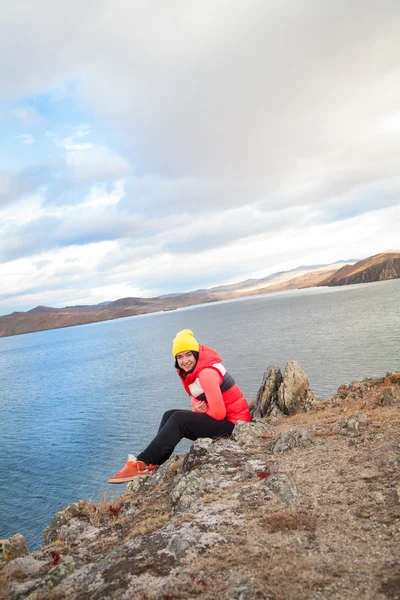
[0,279,399,549]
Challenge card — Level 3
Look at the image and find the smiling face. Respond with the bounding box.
[176,350,197,372]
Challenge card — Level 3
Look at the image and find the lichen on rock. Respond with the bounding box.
[0,533,29,562]
[277,360,315,415]
[253,360,315,418]
[252,366,283,419]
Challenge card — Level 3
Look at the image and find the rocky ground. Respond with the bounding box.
[1,368,399,600]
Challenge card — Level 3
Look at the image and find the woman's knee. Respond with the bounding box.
[158,409,180,431]
[168,410,184,425]
[167,410,196,432]
[162,409,178,421]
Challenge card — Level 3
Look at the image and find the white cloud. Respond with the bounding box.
[58,124,94,151]
[0,1,400,313]
[65,146,130,183]
[0,202,398,314]
[0,193,44,226]
[0,167,49,207]
[16,133,35,144]
[82,180,125,209]
[11,105,44,128]
[63,140,93,151]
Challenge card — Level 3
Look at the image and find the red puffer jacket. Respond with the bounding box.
[177,345,251,424]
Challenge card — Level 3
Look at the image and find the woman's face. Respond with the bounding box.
[176,351,197,372]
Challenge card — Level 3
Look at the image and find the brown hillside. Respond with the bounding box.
[251,267,341,294]
[319,251,400,286]
[0,267,345,338]
[1,254,396,338]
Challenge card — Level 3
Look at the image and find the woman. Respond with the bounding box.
[108,329,251,483]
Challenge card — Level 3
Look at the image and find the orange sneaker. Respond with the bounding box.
[108,454,157,484]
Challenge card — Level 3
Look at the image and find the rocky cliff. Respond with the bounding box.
[319,251,400,287]
[1,366,399,600]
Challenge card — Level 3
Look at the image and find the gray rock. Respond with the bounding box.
[278,360,315,415]
[43,501,88,544]
[252,366,283,419]
[355,413,367,420]
[269,404,285,418]
[266,474,297,506]
[10,555,77,599]
[77,524,101,542]
[381,388,394,406]
[335,414,369,437]
[239,458,271,481]
[57,519,88,545]
[229,585,272,600]
[126,474,149,493]
[5,578,44,599]
[232,420,272,447]
[273,429,311,453]
[121,500,137,516]
[182,437,214,472]
[239,485,274,505]
[3,554,47,576]
[167,522,226,561]
[157,455,189,490]
[0,533,30,560]
[171,471,216,512]
[168,528,194,560]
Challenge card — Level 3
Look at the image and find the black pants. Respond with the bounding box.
[136,409,234,466]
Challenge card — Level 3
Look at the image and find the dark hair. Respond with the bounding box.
[174,350,199,372]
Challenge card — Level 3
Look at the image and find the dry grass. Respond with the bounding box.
[80,493,126,527]
[170,514,196,527]
[261,510,316,533]
[124,511,171,541]
[180,543,281,599]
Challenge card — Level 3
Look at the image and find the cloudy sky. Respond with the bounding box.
[1,0,399,315]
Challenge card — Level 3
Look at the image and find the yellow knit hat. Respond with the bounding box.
[172,329,200,357]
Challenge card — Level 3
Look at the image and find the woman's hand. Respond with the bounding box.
[195,400,207,413]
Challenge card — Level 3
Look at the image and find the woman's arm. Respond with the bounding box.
[197,368,227,420]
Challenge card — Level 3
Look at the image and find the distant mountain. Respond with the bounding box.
[28,304,97,314]
[28,305,61,314]
[318,251,400,287]
[107,297,160,308]
[0,252,398,338]
[162,261,358,297]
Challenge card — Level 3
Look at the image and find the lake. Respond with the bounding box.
[0,279,399,549]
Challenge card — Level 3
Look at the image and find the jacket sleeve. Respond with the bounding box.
[198,368,227,420]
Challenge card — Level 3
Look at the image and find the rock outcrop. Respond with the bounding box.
[1,371,399,600]
[252,366,283,419]
[0,534,29,562]
[277,360,315,415]
[252,360,314,418]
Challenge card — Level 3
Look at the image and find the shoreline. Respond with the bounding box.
[1,278,399,340]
